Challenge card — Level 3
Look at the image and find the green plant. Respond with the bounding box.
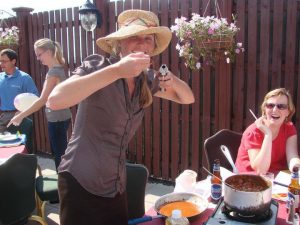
[0,26,19,46]
[171,14,244,70]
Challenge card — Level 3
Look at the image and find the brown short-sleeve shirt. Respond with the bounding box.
[58,54,158,197]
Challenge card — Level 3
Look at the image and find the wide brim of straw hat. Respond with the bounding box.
[96,25,172,56]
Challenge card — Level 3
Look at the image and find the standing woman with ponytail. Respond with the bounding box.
[47,10,194,225]
[8,38,72,170]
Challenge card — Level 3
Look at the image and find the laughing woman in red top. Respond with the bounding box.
[235,88,300,174]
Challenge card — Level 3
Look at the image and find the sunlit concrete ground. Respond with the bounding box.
[26,155,174,225]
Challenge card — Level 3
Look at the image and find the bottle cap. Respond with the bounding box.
[214,159,220,164]
[172,209,182,219]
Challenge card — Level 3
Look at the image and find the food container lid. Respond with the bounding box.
[172,209,182,219]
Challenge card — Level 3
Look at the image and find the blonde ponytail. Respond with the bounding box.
[34,38,65,66]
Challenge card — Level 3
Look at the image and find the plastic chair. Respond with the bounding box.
[126,163,149,219]
[35,166,59,220]
[203,129,242,172]
[0,153,46,225]
[8,117,34,153]
[35,162,149,221]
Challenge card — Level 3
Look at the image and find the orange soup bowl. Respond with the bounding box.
[154,192,209,220]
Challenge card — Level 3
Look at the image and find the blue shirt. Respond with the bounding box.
[0,68,39,111]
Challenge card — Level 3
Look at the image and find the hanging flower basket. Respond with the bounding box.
[171,14,244,70]
[0,44,18,52]
[197,35,234,50]
[0,26,19,52]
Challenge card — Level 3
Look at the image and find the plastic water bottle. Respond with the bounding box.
[165,209,190,225]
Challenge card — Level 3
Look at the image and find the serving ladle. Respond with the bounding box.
[220,145,239,174]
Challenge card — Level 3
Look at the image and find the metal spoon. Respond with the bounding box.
[220,145,239,174]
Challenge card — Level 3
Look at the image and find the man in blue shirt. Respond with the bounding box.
[0,49,39,133]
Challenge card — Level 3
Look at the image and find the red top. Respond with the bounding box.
[235,122,296,173]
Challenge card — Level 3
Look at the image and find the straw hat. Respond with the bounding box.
[96,9,172,56]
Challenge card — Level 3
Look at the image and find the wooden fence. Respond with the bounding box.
[2,0,300,181]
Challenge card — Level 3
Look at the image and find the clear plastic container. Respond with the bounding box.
[165,209,190,225]
[174,170,197,193]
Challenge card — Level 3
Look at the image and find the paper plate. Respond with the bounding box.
[0,134,20,142]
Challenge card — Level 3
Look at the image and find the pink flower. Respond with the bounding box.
[208,28,215,35]
[170,25,179,32]
[210,22,220,30]
[237,42,243,48]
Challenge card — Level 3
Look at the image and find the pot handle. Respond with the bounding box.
[128,215,164,225]
[220,145,239,174]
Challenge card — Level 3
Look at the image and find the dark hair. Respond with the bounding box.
[0,49,18,64]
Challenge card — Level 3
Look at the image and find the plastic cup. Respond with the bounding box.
[175,170,197,193]
[261,172,274,186]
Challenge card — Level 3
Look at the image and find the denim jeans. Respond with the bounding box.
[48,119,71,170]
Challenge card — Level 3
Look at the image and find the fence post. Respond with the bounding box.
[12,7,33,74]
[94,0,107,55]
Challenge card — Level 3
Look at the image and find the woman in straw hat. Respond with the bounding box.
[48,9,194,225]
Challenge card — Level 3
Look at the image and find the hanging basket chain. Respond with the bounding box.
[203,0,223,18]
[214,0,223,18]
[201,0,231,53]
[203,0,211,17]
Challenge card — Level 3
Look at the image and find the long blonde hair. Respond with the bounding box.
[139,72,153,108]
[34,38,65,65]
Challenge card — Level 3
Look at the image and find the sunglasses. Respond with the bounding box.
[0,59,11,63]
[36,51,47,58]
[265,103,288,110]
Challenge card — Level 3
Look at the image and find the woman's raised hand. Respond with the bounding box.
[289,158,300,172]
[116,52,151,78]
[255,116,272,136]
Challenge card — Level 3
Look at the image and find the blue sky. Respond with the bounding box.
[1,0,85,18]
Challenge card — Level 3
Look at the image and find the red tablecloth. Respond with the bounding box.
[0,145,28,159]
[140,200,288,225]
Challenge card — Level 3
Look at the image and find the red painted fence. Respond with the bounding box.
[2,0,300,181]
